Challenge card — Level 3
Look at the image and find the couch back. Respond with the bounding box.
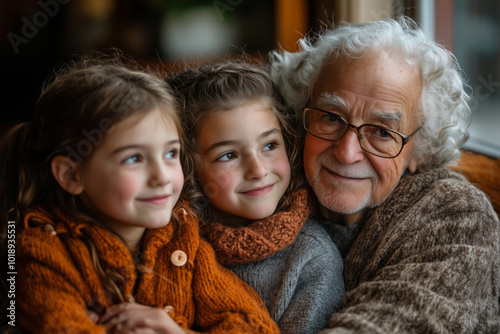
[449,151,500,218]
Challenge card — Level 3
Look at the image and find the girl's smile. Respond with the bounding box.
[239,183,275,196]
[136,194,172,205]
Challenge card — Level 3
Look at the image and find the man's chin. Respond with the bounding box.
[313,187,371,224]
[318,200,369,225]
[319,197,365,214]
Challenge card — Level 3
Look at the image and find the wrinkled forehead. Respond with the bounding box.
[311,50,422,122]
[315,49,421,89]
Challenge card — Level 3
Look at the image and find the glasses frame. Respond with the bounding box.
[302,107,421,159]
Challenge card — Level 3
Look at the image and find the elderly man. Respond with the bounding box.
[270,17,499,333]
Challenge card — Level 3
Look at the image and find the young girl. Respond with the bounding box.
[167,61,345,334]
[0,55,280,333]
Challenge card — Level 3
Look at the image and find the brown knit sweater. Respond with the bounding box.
[200,188,315,266]
[319,169,500,334]
[16,206,280,333]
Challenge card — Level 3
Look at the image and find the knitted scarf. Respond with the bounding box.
[200,188,315,266]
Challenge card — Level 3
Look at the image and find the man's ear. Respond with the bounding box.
[51,155,84,195]
[408,155,419,173]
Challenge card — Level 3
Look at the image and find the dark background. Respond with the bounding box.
[0,0,420,134]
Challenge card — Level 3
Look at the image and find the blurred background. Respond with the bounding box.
[1,0,499,157]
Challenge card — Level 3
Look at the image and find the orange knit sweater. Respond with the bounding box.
[16,207,279,333]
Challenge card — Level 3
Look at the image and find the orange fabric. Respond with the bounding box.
[17,207,279,333]
[200,188,315,266]
[449,151,500,216]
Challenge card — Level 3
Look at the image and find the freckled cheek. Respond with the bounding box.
[214,171,239,197]
[272,154,291,186]
[198,166,239,198]
[172,167,185,194]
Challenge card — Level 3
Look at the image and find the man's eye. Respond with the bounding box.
[326,114,338,122]
[216,152,236,161]
[378,129,391,138]
[320,113,340,123]
[367,127,396,141]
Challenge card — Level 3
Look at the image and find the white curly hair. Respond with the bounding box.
[269,16,471,171]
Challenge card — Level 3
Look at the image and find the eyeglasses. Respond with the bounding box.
[302,107,421,159]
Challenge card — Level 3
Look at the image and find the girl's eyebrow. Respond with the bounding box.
[111,140,180,155]
[260,128,281,139]
[202,128,281,155]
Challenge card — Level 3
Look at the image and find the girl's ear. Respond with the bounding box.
[51,155,84,195]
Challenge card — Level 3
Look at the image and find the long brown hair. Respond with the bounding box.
[167,61,305,223]
[0,50,183,305]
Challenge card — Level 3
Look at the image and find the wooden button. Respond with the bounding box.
[171,250,187,266]
[44,224,57,235]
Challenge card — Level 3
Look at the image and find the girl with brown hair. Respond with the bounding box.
[0,54,279,333]
[168,61,345,334]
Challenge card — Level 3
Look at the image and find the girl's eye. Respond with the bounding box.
[123,155,141,164]
[165,149,179,159]
[263,141,278,151]
[216,152,237,162]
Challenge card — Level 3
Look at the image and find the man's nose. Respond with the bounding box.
[331,128,365,164]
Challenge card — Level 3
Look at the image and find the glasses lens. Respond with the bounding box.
[304,109,346,141]
[359,125,403,158]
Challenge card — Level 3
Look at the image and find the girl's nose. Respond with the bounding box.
[149,161,170,187]
[244,155,269,180]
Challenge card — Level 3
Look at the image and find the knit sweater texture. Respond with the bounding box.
[201,189,345,334]
[16,206,280,333]
[316,168,500,334]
